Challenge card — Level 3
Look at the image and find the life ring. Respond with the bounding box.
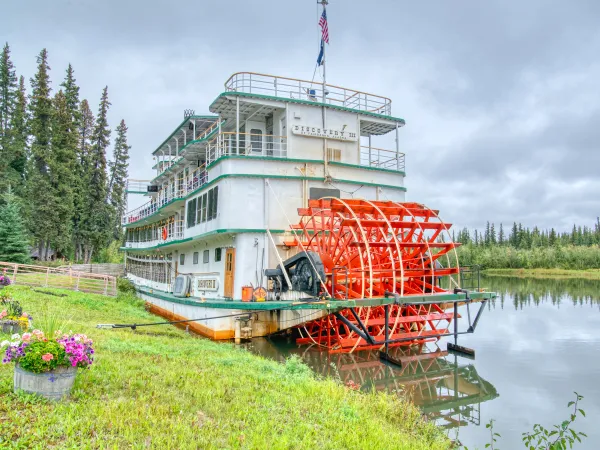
[162,227,168,240]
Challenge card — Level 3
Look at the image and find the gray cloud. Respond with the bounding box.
[2,0,598,231]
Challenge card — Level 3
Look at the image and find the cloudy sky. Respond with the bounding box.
[3,0,599,232]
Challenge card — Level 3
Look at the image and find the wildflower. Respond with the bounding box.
[21,333,31,342]
[41,353,54,362]
[1,340,9,348]
[11,333,20,340]
[0,310,6,319]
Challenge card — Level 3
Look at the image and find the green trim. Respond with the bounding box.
[136,285,496,311]
[209,91,406,125]
[329,160,406,176]
[125,191,147,195]
[152,115,219,156]
[121,228,287,251]
[125,172,407,228]
[206,154,406,176]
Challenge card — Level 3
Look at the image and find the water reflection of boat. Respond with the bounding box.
[248,338,498,429]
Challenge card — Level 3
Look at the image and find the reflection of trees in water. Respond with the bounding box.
[482,276,600,310]
[247,339,499,430]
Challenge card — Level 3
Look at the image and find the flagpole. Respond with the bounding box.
[320,0,328,102]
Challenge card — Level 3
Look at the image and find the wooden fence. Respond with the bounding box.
[57,263,125,278]
[0,261,117,296]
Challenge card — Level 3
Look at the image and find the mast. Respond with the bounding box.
[319,0,328,102]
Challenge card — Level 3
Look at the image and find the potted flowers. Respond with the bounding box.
[0,273,11,289]
[1,329,95,400]
[0,293,32,334]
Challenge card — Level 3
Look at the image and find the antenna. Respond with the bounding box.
[318,0,328,101]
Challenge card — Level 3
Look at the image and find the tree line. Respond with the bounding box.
[0,43,130,263]
[453,219,600,270]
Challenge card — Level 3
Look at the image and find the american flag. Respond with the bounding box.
[319,9,329,44]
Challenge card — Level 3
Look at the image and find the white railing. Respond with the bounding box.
[206,132,287,165]
[360,146,405,172]
[124,220,184,249]
[122,132,286,225]
[225,72,392,116]
[0,262,117,296]
[125,179,152,193]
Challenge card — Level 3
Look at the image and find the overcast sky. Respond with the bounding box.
[3,0,599,232]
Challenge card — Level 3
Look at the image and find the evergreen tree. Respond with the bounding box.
[9,76,28,191]
[498,223,504,245]
[484,221,490,246]
[73,99,94,261]
[107,119,130,239]
[27,48,54,260]
[0,187,30,263]
[82,86,111,262]
[490,222,497,245]
[48,90,77,256]
[0,43,19,192]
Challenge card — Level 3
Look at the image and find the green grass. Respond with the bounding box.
[0,286,449,449]
[483,268,600,280]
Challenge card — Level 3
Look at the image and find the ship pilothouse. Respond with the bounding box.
[120,1,495,354]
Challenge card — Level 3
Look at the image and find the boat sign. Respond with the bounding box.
[292,125,357,141]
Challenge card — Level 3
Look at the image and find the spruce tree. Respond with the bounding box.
[49,90,77,256]
[498,223,504,245]
[107,119,130,239]
[27,49,54,260]
[0,187,30,264]
[83,86,111,262]
[0,43,19,192]
[73,99,94,261]
[10,76,28,191]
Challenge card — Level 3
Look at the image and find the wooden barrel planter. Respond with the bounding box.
[14,364,78,400]
[0,321,20,334]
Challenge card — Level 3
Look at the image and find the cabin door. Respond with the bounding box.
[224,248,235,298]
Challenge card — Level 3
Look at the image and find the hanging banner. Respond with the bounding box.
[292,125,357,142]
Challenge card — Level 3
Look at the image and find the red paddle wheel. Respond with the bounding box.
[283,198,461,353]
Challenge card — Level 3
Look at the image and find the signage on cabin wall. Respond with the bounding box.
[292,125,357,142]
[196,277,219,292]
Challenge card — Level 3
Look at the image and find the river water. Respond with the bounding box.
[244,276,600,449]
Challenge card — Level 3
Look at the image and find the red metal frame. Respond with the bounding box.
[285,199,462,353]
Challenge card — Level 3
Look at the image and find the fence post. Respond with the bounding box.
[12,264,18,283]
[103,277,108,296]
[45,268,50,287]
[75,273,80,291]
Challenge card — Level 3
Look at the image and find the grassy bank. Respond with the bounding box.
[483,268,600,280]
[0,286,448,449]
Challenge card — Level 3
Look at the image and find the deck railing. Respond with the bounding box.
[0,262,117,296]
[225,72,392,116]
[122,132,286,225]
[124,220,185,249]
[206,132,287,165]
[360,146,406,172]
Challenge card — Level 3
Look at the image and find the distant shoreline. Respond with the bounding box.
[482,268,600,280]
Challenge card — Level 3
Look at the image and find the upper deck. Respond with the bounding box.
[122,72,407,234]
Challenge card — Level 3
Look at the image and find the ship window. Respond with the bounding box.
[187,198,197,228]
[250,129,262,153]
[179,253,185,265]
[201,192,208,222]
[203,250,209,264]
[215,248,222,262]
[327,148,341,162]
[193,252,199,264]
[208,186,218,220]
[196,192,202,219]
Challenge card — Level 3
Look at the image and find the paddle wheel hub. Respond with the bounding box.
[282,198,462,353]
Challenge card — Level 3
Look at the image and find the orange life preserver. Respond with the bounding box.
[162,227,168,240]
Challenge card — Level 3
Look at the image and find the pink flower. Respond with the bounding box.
[21,333,31,342]
[41,353,53,362]
[0,310,6,319]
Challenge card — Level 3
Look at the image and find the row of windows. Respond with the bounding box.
[187,186,218,228]
[180,248,222,265]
